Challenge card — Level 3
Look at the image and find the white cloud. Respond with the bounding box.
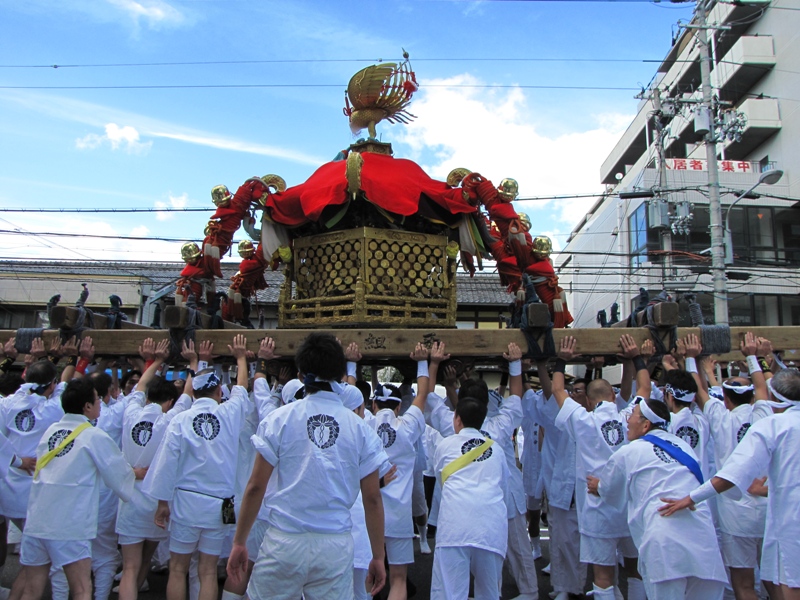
[106,0,184,27]
[154,193,189,221]
[130,225,149,237]
[393,75,631,227]
[76,123,152,154]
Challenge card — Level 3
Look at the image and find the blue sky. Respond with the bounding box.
[0,0,694,263]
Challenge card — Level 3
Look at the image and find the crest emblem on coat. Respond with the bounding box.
[306,414,339,449]
[736,423,751,444]
[461,438,492,461]
[132,421,154,447]
[47,429,76,457]
[14,409,35,432]
[601,420,625,447]
[480,429,492,440]
[652,444,678,464]
[192,413,221,441]
[674,425,700,448]
[376,423,397,448]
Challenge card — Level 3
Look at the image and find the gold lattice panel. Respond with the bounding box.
[278,227,456,328]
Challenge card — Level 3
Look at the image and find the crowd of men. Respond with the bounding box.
[0,327,798,600]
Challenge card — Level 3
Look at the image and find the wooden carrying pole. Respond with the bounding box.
[1,326,798,361]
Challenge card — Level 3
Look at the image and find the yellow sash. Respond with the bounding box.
[441,439,494,485]
[33,422,92,480]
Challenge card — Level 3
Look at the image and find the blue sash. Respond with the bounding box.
[642,434,704,484]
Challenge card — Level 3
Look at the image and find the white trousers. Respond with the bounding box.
[353,567,369,600]
[644,576,725,600]
[549,505,586,595]
[431,546,504,600]
[506,513,538,595]
[92,509,120,600]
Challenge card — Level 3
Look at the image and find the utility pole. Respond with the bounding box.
[695,0,729,325]
[652,88,674,284]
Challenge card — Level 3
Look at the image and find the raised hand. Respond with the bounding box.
[2,337,17,361]
[258,337,280,360]
[29,338,47,361]
[503,342,522,362]
[198,341,216,363]
[62,336,79,357]
[344,342,361,363]
[430,341,450,364]
[557,336,579,362]
[181,340,198,364]
[740,331,758,357]
[139,338,156,361]
[154,339,170,362]
[618,334,640,359]
[228,334,248,360]
[683,334,702,359]
[410,342,428,362]
[78,336,95,361]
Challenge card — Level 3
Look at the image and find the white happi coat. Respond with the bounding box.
[433,427,509,557]
[533,393,576,511]
[520,389,542,498]
[143,385,251,529]
[703,398,771,538]
[26,413,136,540]
[714,406,800,587]
[0,383,65,518]
[254,390,387,535]
[0,430,13,480]
[116,390,192,535]
[368,405,425,538]
[427,392,525,517]
[597,429,726,585]
[669,406,711,478]
[556,398,630,538]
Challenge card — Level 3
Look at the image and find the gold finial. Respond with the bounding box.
[344,53,419,139]
[211,185,232,207]
[181,242,201,265]
[532,236,553,259]
[498,178,519,201]
[237,240,255,259]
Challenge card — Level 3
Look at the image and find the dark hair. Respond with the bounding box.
[295,333,346,382]
[25,360,58,386]
[664,370,698,404]
[723,377,754,406]
[458,379,489,405]
[587,379,614,402]
[89,372,112,399]
[147,378,180,405]
[455,396,488,429]
[643,398,671,430]
[355,380,371,404]
[121,370,142,389]
[771,368,800,402]
[571,378,589,390]
[61,378,97,415]
[0,372,23,397]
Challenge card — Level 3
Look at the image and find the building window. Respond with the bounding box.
[628,203,648,269]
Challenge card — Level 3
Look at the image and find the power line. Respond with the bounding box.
[0,83,640,91]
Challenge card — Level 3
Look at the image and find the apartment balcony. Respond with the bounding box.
[722,98,781,159]
[713,36,775,104]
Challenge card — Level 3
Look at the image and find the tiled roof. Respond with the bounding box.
[0,260,514,306]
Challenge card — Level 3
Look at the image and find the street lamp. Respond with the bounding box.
[723,169,783,265]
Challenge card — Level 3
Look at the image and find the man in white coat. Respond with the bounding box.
[659,367,800,600]
[143,335,251,600]
[679,332,775,600]
[367,346,431,600]
[14,377,138,600]
[116,339,192,600]
[553,335,647,600]
[431,395,509,600]
[589,397,727,599]
[226,332,393,600]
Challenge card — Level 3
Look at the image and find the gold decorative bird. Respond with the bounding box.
[344,53,419,139]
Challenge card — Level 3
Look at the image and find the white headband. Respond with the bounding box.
[767,378,799,407]
[639,398,668,426]
[664,384,696,403]
[192,371,220,392]
[722,381,755,395]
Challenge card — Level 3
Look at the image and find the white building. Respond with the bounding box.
[561,0,800,339]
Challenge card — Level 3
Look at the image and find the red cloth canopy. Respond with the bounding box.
[263,153,476,227]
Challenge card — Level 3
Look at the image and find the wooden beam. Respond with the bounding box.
[1,326,797,360]
[611,302,680,328]
[49,306,151,330]
[162,306,246,330]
